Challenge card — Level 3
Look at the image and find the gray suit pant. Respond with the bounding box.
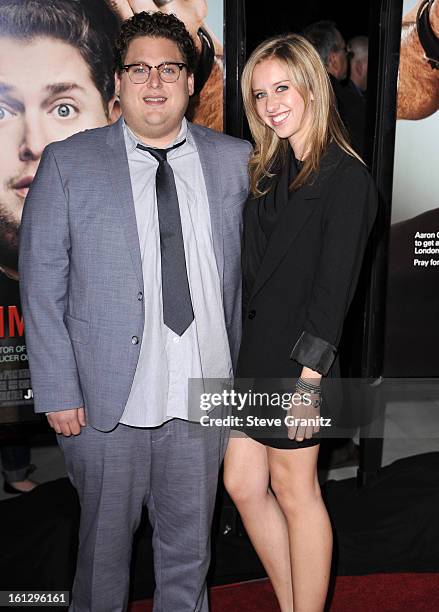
[59,416,227,612]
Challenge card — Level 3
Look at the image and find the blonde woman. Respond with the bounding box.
[224,34,377,611]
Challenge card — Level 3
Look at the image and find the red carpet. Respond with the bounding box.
[128,573,439,611]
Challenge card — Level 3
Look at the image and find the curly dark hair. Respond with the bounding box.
[114,11,197,75]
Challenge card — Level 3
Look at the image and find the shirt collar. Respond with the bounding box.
[123,117,190,155]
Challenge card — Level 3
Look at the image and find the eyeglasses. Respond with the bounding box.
[123,62,187,84]
[335,45,353,58]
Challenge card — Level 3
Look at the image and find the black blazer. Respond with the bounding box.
[237,143,378,389]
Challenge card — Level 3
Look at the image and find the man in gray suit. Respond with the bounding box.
[19,11,250,612]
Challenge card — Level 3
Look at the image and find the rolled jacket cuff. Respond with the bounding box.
[290,331,337,375]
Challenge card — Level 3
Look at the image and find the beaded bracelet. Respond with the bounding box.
[296,377,322,394]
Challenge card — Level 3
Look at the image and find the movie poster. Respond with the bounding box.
[384,0,439,377]
[0,0,224,421]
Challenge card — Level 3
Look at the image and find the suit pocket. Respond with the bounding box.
[65,314,90,345]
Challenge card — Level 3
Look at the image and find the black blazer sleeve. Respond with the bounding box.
[290,160,378,374]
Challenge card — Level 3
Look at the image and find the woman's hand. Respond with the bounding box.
[286,367,322,441]
[286,391,321,441]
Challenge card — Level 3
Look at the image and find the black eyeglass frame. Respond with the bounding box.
[123,62,188,83]
[333,45,353,58]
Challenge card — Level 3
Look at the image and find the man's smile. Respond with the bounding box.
[143,96,167,104]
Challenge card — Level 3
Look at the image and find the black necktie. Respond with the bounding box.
[137,139,194,336]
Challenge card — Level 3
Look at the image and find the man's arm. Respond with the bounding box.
[398,0,439,119]
[19,147,86,436]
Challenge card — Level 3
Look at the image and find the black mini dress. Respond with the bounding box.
[234,152,320,450]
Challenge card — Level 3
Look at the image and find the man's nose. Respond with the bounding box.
[18,117,47,162]
[148,67,163,88]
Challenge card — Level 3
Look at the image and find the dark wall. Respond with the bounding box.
[245,0,371,53]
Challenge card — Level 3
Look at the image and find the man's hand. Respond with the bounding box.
[403,0,439,33]
[47,407,86,436]
[431,0,439,36]
[107,0,207,42]
[286,392,321,442]
[398,0,439,119]
[107,1,158,21]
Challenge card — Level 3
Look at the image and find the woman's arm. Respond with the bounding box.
[300,366,322,384]
[290,160,378,376]
[287,160,377,441]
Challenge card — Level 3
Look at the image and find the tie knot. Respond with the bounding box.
[137,138,186,163]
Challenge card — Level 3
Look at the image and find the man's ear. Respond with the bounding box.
[359,61,367,80]
[106,73,122,124]
[107,95,122,125]
[188,72,195,97]
[114,71,121,97]
[327,51,338,78]
[351,61,359,79]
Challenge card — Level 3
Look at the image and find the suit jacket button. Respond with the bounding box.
[137,292,143,301]
[248,310,256,319]
[131,336,139,345]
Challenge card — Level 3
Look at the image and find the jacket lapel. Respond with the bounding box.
[189,123,224,294]
[249,183,320,300]
[105,117,143,289]
[250,143,343,300]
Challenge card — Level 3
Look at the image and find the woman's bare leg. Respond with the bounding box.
[268,445,332,612]
[224,436,294,612]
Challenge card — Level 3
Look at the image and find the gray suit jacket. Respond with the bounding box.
[19,118,251,431]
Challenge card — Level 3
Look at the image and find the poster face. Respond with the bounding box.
[0,0,224,421]
[384,0,439,376]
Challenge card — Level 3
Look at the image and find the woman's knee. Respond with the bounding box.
[223,469,268,507]
[270,475,322,514]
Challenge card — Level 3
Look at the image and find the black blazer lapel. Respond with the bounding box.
[249,143,344,301]
[249,182,320,300]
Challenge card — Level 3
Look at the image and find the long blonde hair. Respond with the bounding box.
[241,33,361,197]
